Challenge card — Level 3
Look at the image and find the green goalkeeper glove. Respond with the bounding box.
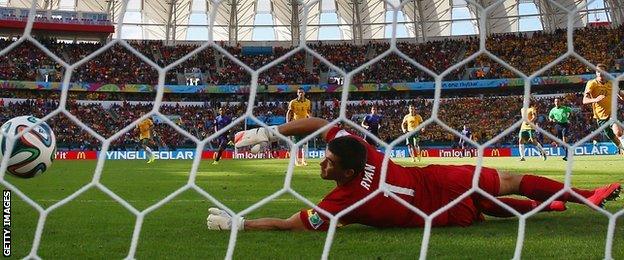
[206,207,245,231]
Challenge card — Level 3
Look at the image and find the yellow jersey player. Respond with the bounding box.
[582,63,624,153]
[286,87,311,166]
[137,113,156,163]
[519,105,546,161]
[401,104,424,162]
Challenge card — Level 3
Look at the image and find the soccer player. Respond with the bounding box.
[361,105,382,146]
[212,107,232,165]
[459,125,472,157]
[519,104,547,161]
[286,87,311,166]
[548,98,572,161]
[582,63,624,153]
[210,117,620,231]
[401,104,424,162]
[136,113,156,163]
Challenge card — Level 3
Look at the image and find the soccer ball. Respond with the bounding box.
[0,116,56,178]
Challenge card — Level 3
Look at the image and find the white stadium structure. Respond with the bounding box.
[0,0,622,43]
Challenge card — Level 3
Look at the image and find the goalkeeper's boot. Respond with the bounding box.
[548,201,567,212]
[147,154,156,164]
[541,151,547,161]
[587,183,621,208]
[234,126,278,148]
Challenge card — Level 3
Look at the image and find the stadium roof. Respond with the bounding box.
[1,0,622,43]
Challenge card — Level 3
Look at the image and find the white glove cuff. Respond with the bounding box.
[238,218,245,231]
[266,125,279,142]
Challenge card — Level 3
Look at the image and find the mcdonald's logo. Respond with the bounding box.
[77,152,86,160]
[420,150,429,157]
[491,149,500,157]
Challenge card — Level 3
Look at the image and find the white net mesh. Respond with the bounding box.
[0,0,622,259]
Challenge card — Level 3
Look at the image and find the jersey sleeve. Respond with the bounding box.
[299,208,332,231]
[584,81,595,96]
[298,190,351,231]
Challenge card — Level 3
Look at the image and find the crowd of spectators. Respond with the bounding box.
[1,89,621,150]
[1,25,623,86]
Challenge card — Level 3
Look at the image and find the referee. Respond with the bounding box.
[548,98,572,161]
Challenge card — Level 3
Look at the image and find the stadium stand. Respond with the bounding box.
[1,88,618,150]
[1,25,623,85]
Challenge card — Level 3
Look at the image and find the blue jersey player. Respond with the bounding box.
[213,107,232,164]
[361,106,382,146]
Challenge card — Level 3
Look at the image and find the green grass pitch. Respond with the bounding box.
[2,155,623,259]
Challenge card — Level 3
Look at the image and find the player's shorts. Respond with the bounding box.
[518,129,535,141]
[458,138,466,148]
[140,137,152,145]
[554,122,569,139]
[217,134,229,148]
[596,118,616,139]
[292,135,308,144]
[416,165,500,227]
[405,132,420,146]
[364,130,379,146]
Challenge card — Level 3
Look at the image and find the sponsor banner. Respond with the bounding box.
[2,73,621,94]
[105,151,196,160]
[232,150,290,159]
[202,151,232,159]
[0,19,114,33]
[54,151,98,160]
[511,143,618,157]
[51,143,618,161]
[420,148,512,158]
[305,148,511,158]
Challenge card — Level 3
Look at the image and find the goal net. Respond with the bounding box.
[0,0,622,259]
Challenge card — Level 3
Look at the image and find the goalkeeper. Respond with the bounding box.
[208,118,621,231]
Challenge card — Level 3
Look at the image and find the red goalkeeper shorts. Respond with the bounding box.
[415,165,501,227]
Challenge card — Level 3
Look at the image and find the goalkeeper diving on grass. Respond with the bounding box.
[206,118,621,231]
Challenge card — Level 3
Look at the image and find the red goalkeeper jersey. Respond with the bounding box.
[299,126,499,231]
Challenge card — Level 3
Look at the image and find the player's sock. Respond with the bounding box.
[145,146,155,163]
[618,136,624,153]
[477,198,566,218]
[519,175,594,204]
[145,146,154,160]
[215,149,223,162]
[535,143,547,160]
[519,144,525,159]
[536,143,545,153]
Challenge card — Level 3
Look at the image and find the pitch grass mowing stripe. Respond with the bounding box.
[1,156,622,259]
